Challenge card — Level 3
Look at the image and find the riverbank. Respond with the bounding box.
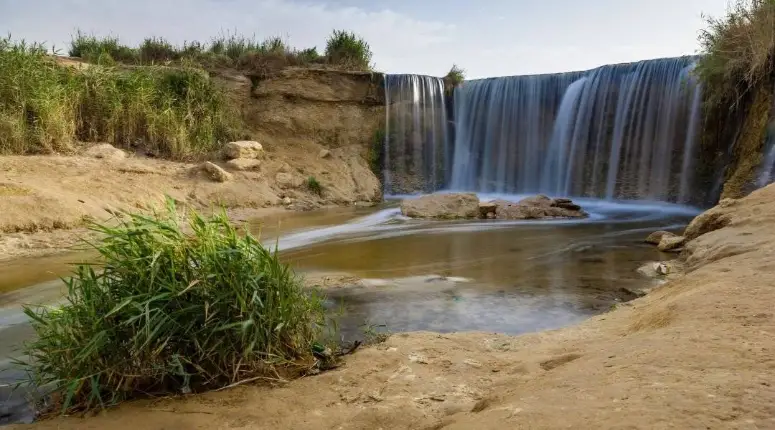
[9,178,774,429]
[0,149,381,264]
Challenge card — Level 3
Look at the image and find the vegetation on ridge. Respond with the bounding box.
[695,0,775,106]
[18,199,331,413]
[0,36,235,158]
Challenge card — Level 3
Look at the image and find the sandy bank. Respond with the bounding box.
[11,185,775,428]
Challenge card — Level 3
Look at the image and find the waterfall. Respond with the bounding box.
[383,56,703,203]
[383,74,450,195]
[756,121,775,188]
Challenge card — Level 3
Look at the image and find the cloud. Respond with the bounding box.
[0,0,456,74]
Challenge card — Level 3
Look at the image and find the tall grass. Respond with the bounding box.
[695,0,775,106]
[0,36,236,158]
[18,199,329,413]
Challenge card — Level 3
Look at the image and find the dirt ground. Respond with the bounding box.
[7,182,774,429]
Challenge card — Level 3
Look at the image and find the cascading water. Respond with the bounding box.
[452,56,703,203]
[382,56,704,203]
[383,74,450,195]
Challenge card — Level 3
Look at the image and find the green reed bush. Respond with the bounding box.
[306,176,323,196]
[445,64,465,87]
[19,198,328,413]
[324,30,373,70]
[696,0,775,106]
[139,36,179,63]
[68,31,138,64]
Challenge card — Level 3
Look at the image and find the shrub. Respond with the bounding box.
[445,64,466,87]
[695,0,775,106]
[306,176,323,196]
[325,30,372,70]
[18,199,329,413]
[68,31,138,64]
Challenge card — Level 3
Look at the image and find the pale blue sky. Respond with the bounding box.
[0,0,730,78]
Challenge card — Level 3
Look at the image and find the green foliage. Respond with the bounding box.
[18,199,328,413]
[695,0,775,106]
[68,31,138,63]
[0,36,236,158]
[445,64,466,87]
[306,176,323,196]
[369,127,385,176]
[139,37,179,63]
[325,30,373,71]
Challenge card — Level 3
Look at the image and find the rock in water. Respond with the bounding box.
[400,193,480,219]
[493,195,587,220]
[201,161,232,182]
[223,141,263,160]
[645,230,676,245]
[478,202,497,218]
[658,235,686,252]
[84,143,126,161]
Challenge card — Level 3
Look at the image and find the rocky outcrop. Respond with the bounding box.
[84,143,127,161]
[493,195,587,220]
[223,141,263,160]
[201,162,232,182]
[401,194,587,221]
[657,235,686,252]
[400,193,480,219]
[683,205,732,241]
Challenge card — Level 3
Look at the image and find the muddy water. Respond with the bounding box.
[0,196,698,424]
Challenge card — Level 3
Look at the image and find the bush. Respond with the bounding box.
[325,30,372,70]
[306,176,323,196]
[695,0,775,106]
[0,37,237,158]
[139,37,179,63]
[19,199,329,413]
[68,31,138,64]
[445,64,465,87]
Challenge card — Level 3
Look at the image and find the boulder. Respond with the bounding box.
[226,158,261,171]
[319,149,331,159]
[84,143,126,161]
[493,195,587,220]
[201,162,232,182]
[684,206,731,241]
[400,193,480,219]
[645,230,675,245]
[658,235,686,252]
[223,141,263,160]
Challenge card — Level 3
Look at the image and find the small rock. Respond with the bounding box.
[478,202,498,218]
[201,162,232,182]
[463,359,482,368]
[429,394,446,402]
[719,198,736,208]
[226,158,261,171]
[319,149,331,159]
[645,230,675,245]
[658,235,686,252]
[637,261,671,278]
[486,212,496,219]
[282,197,292,206]
[400,193,480,219]
[223,141,263,160]
[84,143,126,161]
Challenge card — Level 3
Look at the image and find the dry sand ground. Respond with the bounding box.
[8,180,775,429]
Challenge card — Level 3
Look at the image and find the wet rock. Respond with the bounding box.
[637,262,669,278]
[319,149,331,159]
[478,202,497,218]
[200,161,232,182]
[84,143,126,161]
[226,158,261,171]
[645,230,675,245]
[493,195,587,220]
[223,140,263,160]
[658,235,686,252]
[400,193,480,219]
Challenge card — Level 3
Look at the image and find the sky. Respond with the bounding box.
[0,0,731,78]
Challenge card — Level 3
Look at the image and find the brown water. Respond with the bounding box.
[0,197,698,424]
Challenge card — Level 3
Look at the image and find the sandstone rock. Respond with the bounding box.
[223,141,263,160]
[84,143,126,161]
[645,230,676,245]
[478,202,497,218]
[658,235,686,252]
[684,206,732,241]
[400,193,480,219]
[275,172,303,189]
[486,212,496,219]
[493,195,587,220]
[282,196,292,205]
[226,158,261,171]
[201,161,232,182]
[319,149,331,159]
